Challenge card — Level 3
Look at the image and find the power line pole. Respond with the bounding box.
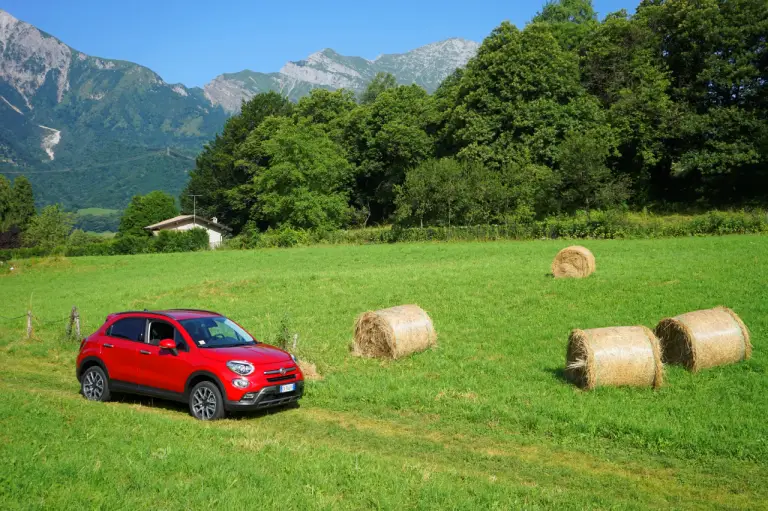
[188,194,202,226]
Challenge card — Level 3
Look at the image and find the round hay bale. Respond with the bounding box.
[552,246,596,279]
[654,307,751,372]
[565,326,663,390]
[353,304,436,359]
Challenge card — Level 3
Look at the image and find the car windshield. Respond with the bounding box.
[179,317,257,348]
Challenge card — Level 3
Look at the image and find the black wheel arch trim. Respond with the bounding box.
[77,356,109,381]
[184,371,226,400]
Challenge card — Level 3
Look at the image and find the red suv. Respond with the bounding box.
[76,309,304,420]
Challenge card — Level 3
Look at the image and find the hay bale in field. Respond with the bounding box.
[654,307,751,372]
[552,246,596,279]
[352,304,436,359]
[565,326,663,390]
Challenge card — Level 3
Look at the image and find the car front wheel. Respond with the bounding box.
[81,366,111,402]
[189,381,225,420]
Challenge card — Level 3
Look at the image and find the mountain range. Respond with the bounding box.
[0,9,478,210]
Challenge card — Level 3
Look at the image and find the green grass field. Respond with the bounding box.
[75,208,121,216]
[1,236,766,509]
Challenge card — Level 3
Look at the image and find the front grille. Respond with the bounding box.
[267,374,297,383]
[256,394,299,408]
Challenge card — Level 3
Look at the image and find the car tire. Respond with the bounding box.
[189,381,225,421]
[81,366,111,402]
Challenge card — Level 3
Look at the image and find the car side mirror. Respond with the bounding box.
[159,339,177,352]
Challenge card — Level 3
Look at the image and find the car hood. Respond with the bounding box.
[198,344,292,365]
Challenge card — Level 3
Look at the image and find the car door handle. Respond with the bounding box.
[104,343,113,348]
[140,350,151,355]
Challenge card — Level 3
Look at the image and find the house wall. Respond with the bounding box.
[151,220,224,247]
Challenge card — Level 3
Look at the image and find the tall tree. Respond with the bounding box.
[118,191,179,237]
[533,0,599,50]
[181,92,293,230]
[636,0,768,203]
[444,22,606,170]
[343,84,438,221]
[581,10,674,201]
[360,72,398,104]
[24,204,74,250]
[239,117,353,230]
[10,176,35,231]
[556,130,628,216]
[0,175,11,231]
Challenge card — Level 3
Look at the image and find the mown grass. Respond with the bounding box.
[75,208,120,216]
[1,236,767,509]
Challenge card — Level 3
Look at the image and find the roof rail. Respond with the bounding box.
[163,308,222,316]
[111,310,176,319]
[110,309,221,318]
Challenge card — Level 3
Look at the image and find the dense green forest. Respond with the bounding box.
[182,0,768,235]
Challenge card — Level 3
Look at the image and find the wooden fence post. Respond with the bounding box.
[66,306,80,339]
[26,311,32,339]
[74,307,80,338]
[292,333,299,352]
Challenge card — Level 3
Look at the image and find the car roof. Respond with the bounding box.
[108,309,222,321]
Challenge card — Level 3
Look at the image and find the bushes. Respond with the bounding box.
[152,228,209,253]
[1,211,766,260]
[313,210,768,245]
[0,228,210,260]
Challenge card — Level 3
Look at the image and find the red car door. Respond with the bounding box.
[101,316,146,384]
[137,319,193,394]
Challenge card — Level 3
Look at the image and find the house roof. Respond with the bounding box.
[144,215,231,232]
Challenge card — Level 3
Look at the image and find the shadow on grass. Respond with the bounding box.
[111,392,298,420]
[545,367,573,385]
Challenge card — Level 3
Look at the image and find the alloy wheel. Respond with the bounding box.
[192,387,217,420]
[83,370,104,400]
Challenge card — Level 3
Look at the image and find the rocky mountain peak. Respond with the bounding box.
[0,9,73,108]
[206,38,479,113]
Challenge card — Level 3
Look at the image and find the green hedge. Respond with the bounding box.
[222,210,768,249]
[1,228,210,260]
[4,211,767,258]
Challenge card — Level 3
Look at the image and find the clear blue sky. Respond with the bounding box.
[3,0,638,88]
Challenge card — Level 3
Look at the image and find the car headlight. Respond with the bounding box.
[226,360,254,376]
[291,354,298,363]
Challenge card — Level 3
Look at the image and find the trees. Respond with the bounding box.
[360,72,398,104]
[24,205,74,251]
[242,118,353,231]
[1,175,35,248]
[118,191,179,237]
[173,0,768,232]
[10,176,35,231]
[181,92,294,231]
[395,158,506,227]
[0,175,35,232]
[580,11,674,201]
[635,0,768,203]
[0,176,11,231]
[556,130,629,216]
[532,0,599,50]
[442,22,605,171]
[344,84,438,221]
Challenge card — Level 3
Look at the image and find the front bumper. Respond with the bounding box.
[225,381,304,411]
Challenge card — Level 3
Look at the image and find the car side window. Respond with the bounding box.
[174,329,189,352]
[148,321,175,346]
[106,318,146,342]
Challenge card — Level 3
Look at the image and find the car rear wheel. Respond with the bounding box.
[189,381,225,420]
[81,366,111,402]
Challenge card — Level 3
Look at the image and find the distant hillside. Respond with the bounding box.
[0,9,478,209]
